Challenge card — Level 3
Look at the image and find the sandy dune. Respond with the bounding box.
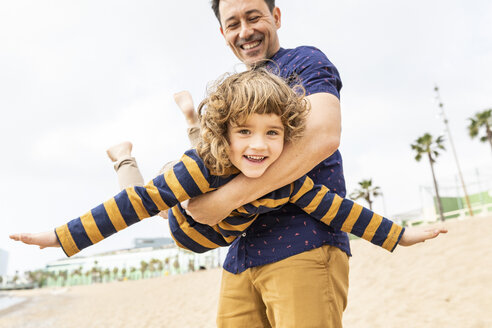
[1,216,490,328]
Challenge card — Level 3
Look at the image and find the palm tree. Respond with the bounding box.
[468,108,492,152]
[188,259,196,272]
[411,133,446,221]
[349,179,381,210]
[72,266,83,277]
[103,268,111,280]
[149,258,159,273]
[140,260,149,274]
[173,256,180,273]
[91,266,101,283]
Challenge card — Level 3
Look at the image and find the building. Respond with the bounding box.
[0,249,8,276]
[45,238,225,276]
[418,165,492,221]
[134,237,173,249]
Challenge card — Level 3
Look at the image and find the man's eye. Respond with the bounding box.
[227,22,239,29]
[249,16,260,22]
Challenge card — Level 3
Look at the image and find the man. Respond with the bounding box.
[187,0,349,327]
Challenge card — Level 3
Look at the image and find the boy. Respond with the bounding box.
[10,69,446,256]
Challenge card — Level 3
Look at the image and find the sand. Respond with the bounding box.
[1,216,490,328]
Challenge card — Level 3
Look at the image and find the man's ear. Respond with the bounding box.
[219,26,228,45]
[273,7,281,29]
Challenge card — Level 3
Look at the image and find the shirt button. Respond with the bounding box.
[241,233,246,237]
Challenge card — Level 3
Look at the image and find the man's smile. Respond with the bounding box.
[241,40,262,50]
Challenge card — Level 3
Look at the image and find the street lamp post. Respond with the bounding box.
[434,85,474,217]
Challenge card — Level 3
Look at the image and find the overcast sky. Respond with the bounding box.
[1,0,491,275]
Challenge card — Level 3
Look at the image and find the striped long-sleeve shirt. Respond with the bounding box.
[55,149,404,257]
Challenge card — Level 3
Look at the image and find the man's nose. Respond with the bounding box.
[239,23,254,40]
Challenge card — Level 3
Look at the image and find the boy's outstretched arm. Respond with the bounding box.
[10,149,215,257]
[9,231,60,249]
[398,226,448,246]
[280,175,447,252]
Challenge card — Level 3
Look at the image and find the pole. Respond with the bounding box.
[434,85,474,216]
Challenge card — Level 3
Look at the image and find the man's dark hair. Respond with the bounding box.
[211,0,275,23]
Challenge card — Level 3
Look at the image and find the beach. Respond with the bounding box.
[1,216,491,328]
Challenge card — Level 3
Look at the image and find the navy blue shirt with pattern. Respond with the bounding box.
[223,46,349,274]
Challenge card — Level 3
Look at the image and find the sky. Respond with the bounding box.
[1,0,491,275]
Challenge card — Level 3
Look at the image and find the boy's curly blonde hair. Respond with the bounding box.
[197,68,310,175]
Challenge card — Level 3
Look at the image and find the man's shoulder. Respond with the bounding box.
[293,45,325,54]
[271,46,341,97]
[278,46,329,60]
[273,46,335,73]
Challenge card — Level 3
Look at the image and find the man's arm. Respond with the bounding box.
[185,92,341,225]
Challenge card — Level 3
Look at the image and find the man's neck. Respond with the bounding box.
[245,46,282,69]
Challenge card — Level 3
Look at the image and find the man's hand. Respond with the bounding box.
[9,231,60,249]
[398,226,448,247]
[158,210,169,219]
[182,197,228,225]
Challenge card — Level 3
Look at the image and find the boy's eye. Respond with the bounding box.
[238,129,250,135]
[267,130,280,136]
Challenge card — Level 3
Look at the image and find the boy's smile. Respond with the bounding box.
[228,113,284,178]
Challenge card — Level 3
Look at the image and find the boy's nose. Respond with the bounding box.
[249,136,268,150]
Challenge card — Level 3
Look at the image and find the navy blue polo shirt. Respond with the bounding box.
[223,46,351,274]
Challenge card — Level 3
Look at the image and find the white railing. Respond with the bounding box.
[424,203,492,222]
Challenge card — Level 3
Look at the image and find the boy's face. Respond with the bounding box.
[227,113,284,178]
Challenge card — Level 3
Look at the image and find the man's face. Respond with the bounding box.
[219,0,281,67]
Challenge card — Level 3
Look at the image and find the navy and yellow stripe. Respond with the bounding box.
[289,178,404,252]
[55,148,404,257]
[55,149,216,257]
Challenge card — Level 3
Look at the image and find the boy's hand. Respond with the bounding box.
[399,226,448,247]
[9,231,60,249]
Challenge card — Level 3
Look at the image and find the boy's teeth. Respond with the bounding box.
[243,40,260,50]
[246,155,264,160]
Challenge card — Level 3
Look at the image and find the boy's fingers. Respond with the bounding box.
[425,228,447,240]
[10,233,34,244]
[9,234,26,242]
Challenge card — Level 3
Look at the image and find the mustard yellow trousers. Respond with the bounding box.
[217,244,349,328]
